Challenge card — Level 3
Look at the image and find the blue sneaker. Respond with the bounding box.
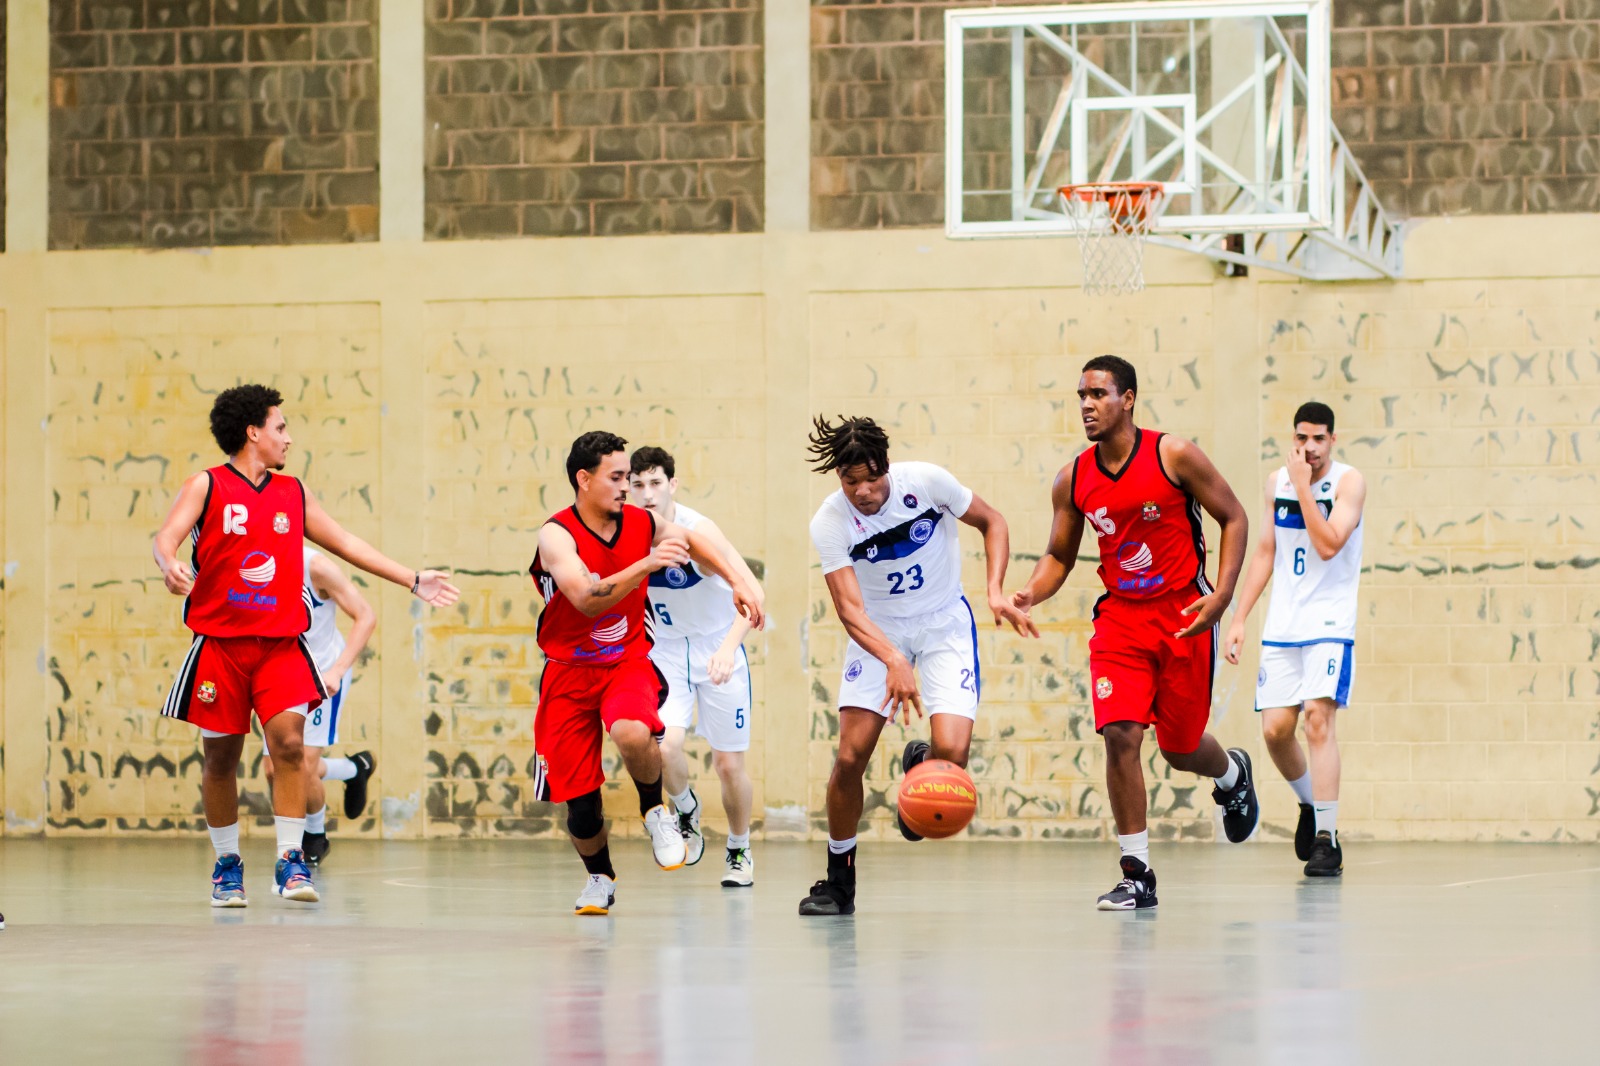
[273,850,319,903]
[211,854,247,908]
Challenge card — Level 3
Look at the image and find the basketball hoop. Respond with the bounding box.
[1057,181,1166,295]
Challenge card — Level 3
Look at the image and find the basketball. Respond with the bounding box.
[897,760,978,839]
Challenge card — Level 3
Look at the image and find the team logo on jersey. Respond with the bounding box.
[1321,481,1331,491]
[845,659,864,682]
[852,514,865,533]
[903,494,917,508]
[1117,542,1154,573]
[273,511,290,534]
[1257,668,1267,688]
[591,614,629,645]
[1142,501,1161,522]
[238,552,277,589]
[866,546,878,560]
[197,681,217,704]
[664,566,690,588]
[909,518,935,544]
[1095,676,1113,700]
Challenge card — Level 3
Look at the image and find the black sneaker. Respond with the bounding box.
[1,910,6,930]
[1211,749,1260,843]
[1304,831,1343,877]
[342,750,375,820]
[799,848,856,916]
[302,831,331,866]
[1096,856,1158,910]
[896,740,931,841]
[1295,802,1315,861]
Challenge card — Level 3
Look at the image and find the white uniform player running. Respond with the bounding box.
[798,416,1034,918]
[263,547,378,865]
[628,447,766,887]
[1226,402,1366,878]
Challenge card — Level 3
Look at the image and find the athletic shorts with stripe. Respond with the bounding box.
[162,634,327,736]
[1256,641,1354,710]
[303,668,354,747]
[654,636,752,752]
[837,596,981,720]
[1089,585,1215,754]
[533,658,667,804]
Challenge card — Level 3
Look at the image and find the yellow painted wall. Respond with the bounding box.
[3,220,1599,842]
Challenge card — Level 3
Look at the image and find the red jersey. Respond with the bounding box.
[530,504,657,666]
[1072,429,1209,601]
[185,465,312,638]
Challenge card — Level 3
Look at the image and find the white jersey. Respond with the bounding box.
[1262,462,1363,645]
[302,547,347,674]
[646,503,738,641]
[810,461,973,621]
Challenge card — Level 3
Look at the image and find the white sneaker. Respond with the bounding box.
[575,873,616,916]
[677,791,706,866]
[644,805,687,870]
[721,847,754,888]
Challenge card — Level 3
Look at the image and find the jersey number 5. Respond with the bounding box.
[887,564,924,595]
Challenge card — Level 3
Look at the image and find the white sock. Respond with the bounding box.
[1117,830,1150,869]
[323,757,357,782]
[827,835,857,855]
[1313,801,1338,837]
[1213,752,1241,791]
[306,807,327,834]
[727,831,750,850]
[1288,771,1313,805]
[208,822,240,858]
[669,786,697,814]
[275,816,306,856]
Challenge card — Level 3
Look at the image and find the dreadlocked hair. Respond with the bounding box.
[806,415,890,476]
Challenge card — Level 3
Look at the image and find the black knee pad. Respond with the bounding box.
[566,790,605,840]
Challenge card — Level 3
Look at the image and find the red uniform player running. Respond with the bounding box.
[530,431,764,916]
[153,384,458,908]
[1014,356,1260,910]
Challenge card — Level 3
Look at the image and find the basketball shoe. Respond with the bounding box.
[644,805,687,870]
[210,854,247,908]
[798,847,856,916]
[1096,856,1158,910]
[575,873,616,915]
[722,847,754,887]
[896,739,930,841]
[1211,748,1261,842]
[676,788,706,866]
[1295,802,1315,861]
[342,750,375,820]
[273,850,319,903]
[302,830,331,866]
[1304,831,1343,877]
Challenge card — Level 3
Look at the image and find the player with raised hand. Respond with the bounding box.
[629,446,766,887]
[531,432,765,916]
[1225,402,1366,877]
[153,384,458,909]
[798,415,1034,918]
[1013,355,1257,910]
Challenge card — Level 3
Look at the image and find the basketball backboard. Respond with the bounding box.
[945,0,1402,280]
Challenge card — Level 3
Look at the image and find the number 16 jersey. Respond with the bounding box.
[809,461,974,620]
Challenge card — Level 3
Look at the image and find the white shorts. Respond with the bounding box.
[838,596,980,720]
[653,637,752,752]
[1256,642,1353,710]
[303,669,353,747]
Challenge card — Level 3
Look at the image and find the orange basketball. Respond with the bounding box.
[897,760,978,839]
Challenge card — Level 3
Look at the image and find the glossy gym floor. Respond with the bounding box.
[1,838,1596,1064]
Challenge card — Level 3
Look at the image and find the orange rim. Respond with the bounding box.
[1057,181,1165,231]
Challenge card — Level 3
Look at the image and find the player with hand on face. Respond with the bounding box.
[799,415,1035,917]
[1013,355,1257,910]
[628,446,766,887]
[531,432,765,915]
[1225,402,1366,877]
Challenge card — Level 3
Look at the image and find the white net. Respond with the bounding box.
[1058,184,1165,296]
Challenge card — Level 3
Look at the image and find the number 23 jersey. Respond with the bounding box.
[809,461,974,620]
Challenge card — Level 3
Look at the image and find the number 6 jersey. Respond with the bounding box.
[1262,462,1363,645]
[809,461,973,619]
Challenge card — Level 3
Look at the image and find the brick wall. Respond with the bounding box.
[48,0,379,250]
[425,0,764,239]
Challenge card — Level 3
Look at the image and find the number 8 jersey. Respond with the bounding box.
[809,461,973,619]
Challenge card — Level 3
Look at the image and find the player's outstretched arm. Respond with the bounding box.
[1014,466,1084,616]
[309,552,377,694]
[1289,448,1366,561]
[662,519,766,632]
[1224,474,1280,665]
[538,520,685,618]
[1164,437,1248,639]
[152,472,209,596]
[958,493,1037,637]
[303,490,459,607]
[823,567,923,725]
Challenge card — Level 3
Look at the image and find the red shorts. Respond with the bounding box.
[161,634,327,735]
[1088,587,1216,754]
[533,657,667,804]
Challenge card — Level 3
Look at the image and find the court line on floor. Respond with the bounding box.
[1440,865,1600,888]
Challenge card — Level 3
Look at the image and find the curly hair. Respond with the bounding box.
[806,415,890,476]
[209,384,284,455]
[1082,354,1137,396]
[567,430,629,490]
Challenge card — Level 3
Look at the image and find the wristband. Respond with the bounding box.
[410,571,420,595]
